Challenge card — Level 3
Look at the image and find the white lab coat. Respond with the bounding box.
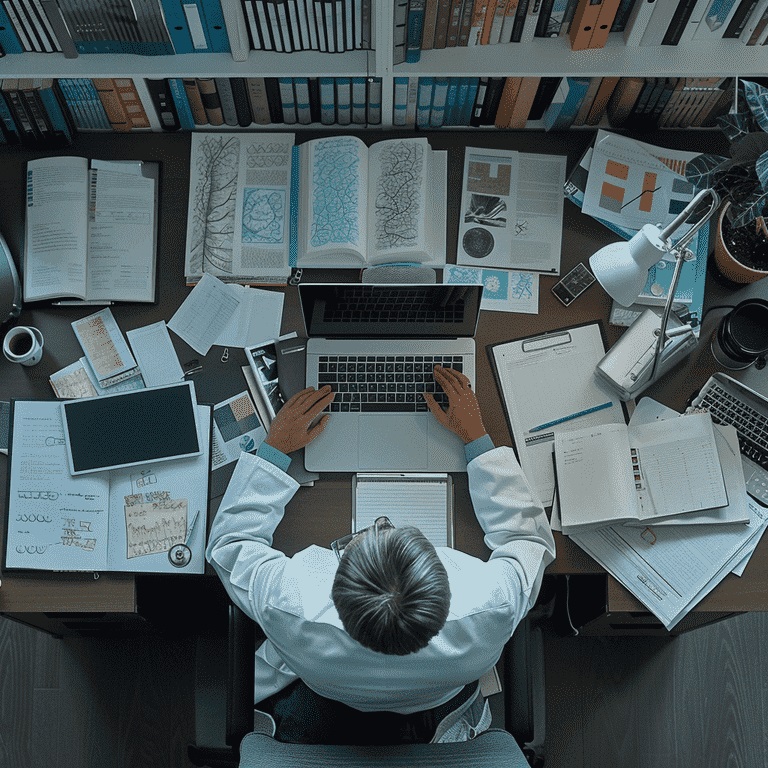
[206,446,556,714]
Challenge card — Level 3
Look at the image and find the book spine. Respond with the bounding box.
[144,78,181,131]
[40,0,77,56]
[360,0,371,47]
[318,76,336,124]
[741,0,768,39]
[693,0,739,40]
[36,79,74,144]
[335,76,351,125]
[457,0,476,44]
[214,76,239,125]
[294,75,312,124]
[114,78,152,130]
[199,0,232,51]
[0,86,21,140]
[158,0,195,53]
[350,75,366,123]
[229,76,253,125]
[623,0,655,44]
[507,75,539,128]
[534,0,557,36]
[479,75,504,124]
[461,77,478,124]
[416,76,433,128]
[92,78,131,132]
[167,77,196,130]
[245,76,271,123]
[519,0,542,42]
[404,75,419,126]
[366,76,381,125]
[277,76,296,123]
[443,76,459,125]
[393,75,409,125]
[0,3,24,51]
[469,76,488,126]
[405,0,425,61]
[445,0,463,44]
[76,78,112,130]
[180,0,212,50]
[433,0,452,46]
[264,76,283,123]
[724,0,760,36]
[393,0,408,61]
[196,77,225,125]
[421,0,439,47]
[220,0,251,59]
[429,76,449,126]
[606,75,645,127]
[183,77,208,124]
[493,76,523,128]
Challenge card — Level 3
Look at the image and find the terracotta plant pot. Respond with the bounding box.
[713,203,768,285]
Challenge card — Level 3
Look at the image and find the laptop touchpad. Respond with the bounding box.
[358,415,429,470]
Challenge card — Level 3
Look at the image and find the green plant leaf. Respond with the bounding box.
[731,132,768,166]
[717,108,753,142]
[743,80,768,133]
[729,189,768,228]
[685,153,730,190]
[756,149,768,193]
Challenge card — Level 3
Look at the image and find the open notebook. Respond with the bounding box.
[353,473,453,548]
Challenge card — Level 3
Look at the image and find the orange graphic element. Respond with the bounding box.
[640,172,657,212]
[605,160,629,180]
[601,181,624,203]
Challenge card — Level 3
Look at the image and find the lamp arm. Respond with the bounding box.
[649,247,688,384]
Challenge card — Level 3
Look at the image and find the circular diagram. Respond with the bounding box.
[462,227,494,259]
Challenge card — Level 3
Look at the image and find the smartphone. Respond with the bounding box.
[551,262,596,306]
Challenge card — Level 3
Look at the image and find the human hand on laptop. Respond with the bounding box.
[265,385,335,454]
[423,365,487,444]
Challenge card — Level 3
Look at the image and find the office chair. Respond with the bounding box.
[188,601,548,768]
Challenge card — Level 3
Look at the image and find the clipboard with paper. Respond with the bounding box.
[487,322,627,506]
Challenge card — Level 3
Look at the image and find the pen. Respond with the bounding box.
[529,402,613,433]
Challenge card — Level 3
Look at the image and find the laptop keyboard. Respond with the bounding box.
[324,287,464,323]
[318,355,463,412]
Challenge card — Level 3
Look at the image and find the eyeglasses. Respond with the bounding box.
[331,516,394,560]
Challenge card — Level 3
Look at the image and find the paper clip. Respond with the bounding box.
[221,348,229,363]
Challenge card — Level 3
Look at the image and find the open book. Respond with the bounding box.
[293,135,447,268]
[24,156,159,303]
[554,412,728,535]
[5,399,211,574]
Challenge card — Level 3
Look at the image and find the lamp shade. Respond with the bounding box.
[589,224,668,307]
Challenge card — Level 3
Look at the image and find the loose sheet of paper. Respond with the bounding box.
[72,308,138,383]
[211,390,267,470]
[444,265,539,314]
[354,474,452,549]
[50,357,145,399]
[124,496,188,559]
[168,273,241,355]
[126,321,184,387]
[214,285,285,348]
[456,148,566,274]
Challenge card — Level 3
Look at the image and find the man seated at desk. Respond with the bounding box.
[206,365,555,744]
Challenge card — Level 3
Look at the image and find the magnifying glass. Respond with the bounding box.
[168,509,201,568]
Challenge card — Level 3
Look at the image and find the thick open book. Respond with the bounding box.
[554,412,728,535]
[23,156,159,303]
[5,399,211,574]
[293,135,447,268]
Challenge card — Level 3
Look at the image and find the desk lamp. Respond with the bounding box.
[590,188,720,399]
[0,232,22,328]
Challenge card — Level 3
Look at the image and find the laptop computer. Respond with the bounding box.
[299,283,482,472]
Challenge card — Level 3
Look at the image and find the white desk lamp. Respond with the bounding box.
[591,188,720,399]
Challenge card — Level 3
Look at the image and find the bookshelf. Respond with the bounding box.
[0,1,766,130]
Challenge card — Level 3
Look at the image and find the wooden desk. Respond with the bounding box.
[2,129,762,637]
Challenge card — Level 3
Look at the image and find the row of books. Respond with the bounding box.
[398,0,768,61]
[0,0,372,59]
[393,75,734,130]
[0,75,385,143]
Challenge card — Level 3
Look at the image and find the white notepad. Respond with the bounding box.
[353,473,454,548]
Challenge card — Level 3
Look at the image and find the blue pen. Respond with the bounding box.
[529,402,613,433]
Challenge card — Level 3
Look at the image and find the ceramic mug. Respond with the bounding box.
[3,325,44,367]
[711,299,768,371]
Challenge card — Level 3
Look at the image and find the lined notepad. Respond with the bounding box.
[353,473,454,548]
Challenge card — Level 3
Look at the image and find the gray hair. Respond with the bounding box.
[331,526,450,655]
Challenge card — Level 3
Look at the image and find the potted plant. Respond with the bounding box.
[686,79,768,284]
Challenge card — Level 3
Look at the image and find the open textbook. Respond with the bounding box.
[5,399,211,574]
[293,135,447,268]
[555,412,728,535]
[24,157,159,303]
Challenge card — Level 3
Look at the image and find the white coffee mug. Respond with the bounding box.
[3,325,44,367]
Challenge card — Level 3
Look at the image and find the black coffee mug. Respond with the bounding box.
[711,299,768,370]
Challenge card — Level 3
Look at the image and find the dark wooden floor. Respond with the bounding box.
[1,610,766,768]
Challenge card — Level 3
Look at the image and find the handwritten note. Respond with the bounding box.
[124,498,188,559]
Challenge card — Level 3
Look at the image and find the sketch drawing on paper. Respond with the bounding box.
[374,140,424,250]
[188,135,240,276]
[124,497,187,559]
[311,137,361,248]
[509,272,533,300]
[241,189,285,244]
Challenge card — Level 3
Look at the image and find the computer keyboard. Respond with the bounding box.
[317,354,462,412]
[693,376,768,505]
[324,287,464,324]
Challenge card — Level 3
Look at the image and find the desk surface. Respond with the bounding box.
[2,129,765,618]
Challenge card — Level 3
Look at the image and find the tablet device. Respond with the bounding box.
[61,381,202,475]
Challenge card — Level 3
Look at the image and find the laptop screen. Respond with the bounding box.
[299,284,482,339]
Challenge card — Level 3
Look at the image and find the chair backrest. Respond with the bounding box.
[239,729,530,768]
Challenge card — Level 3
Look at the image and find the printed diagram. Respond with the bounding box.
[241,189,285,244]
[373,140,424,250]
[509,272,533,300]
[464,194,506,227]
[311,137,361,248]
[188,135,240,275]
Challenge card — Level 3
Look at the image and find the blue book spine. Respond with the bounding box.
[289,145,300,267]
[0,93,20,141]
[318,77,336,125]
[393,76,409,126]
[543,77,590,131]
[56,79,89,129]
[429,77,448,128]
[443,78,459,126]
[461,78,479,125]
[168,78,196,130]
[158,0,195,53]
[37,84,73,142]
[0,4,23,53]
[416,77,433,129]
[199,0,231,52]
[278,77,297,124]
[75,79,112,130]
[405,0,425,63]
